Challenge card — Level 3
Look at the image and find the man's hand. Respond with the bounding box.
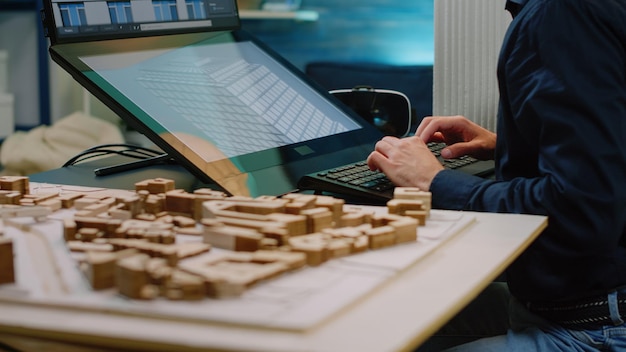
[416,115,497,160]
[367,135,444,191]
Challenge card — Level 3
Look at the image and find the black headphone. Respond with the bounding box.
[330,86,413,137]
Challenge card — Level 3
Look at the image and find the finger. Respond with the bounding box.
[430,132,445,143]
[441,142,475,159]
[367,151,388,171]
[374,136,400,155]
[380,135,401,145]
[414,116,434,138]
[416,117,445,142]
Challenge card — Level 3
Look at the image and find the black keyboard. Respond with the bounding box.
[297,142,495,202]
[427,142,483,170]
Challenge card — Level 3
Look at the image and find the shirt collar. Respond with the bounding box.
[505,0,528,17]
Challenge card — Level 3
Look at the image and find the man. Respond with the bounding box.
[367,0,626,350]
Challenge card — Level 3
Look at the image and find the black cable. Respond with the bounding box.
[93,153,172,176]
[62,143,165,167]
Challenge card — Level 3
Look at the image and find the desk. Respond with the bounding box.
[28,155,215,193]
[0,203,546,351]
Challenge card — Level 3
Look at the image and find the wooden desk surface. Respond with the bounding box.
[0,210,546,352]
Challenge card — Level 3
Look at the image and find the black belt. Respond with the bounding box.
[525,291,626,330]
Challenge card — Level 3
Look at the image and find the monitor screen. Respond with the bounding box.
[48,30,382,196]
[44,0,240,43]
[78,33,361,161]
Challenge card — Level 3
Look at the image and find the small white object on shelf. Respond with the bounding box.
[239,9,319,21]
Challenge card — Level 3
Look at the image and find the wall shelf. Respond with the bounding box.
[239,9,318,21]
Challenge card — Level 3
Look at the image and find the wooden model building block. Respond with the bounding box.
[258,227,290,247]
[56,192,86,209]
[116,220,177,244]
[371,214,419,244]
[287,230,369,265]
[141,193,166,215]
[67,241,114,253]
[202,198,287,218]
[363,225,397,250]
[281,193,317,214]
[85,251,118,290]
[174,242,212,259]
[116,194,143,217]
[393,187,432,215]
[108,238,179,266]
[250,250,307,271]
[265,213,308,236]
[144,257,172,289]
[36,198,63,212]
[312,195,345,224]
[71,217,123,238]
[179,253,292,298]
[81,248,138,290]
[116,253,156,299]
[164,269,206,301]
[171,215,197,228]
[0,176,29,195]
[135,178,176,195]
[387,199,428,225]
[288,233,333,266]
[191,189,228,220]
[109,206,133,221]
[202,200,308,236]
[325,237,353,259]
[202,220,265,252]
[322,227,369,254]
[63,218,77,241]
[299,207,334,233]
[1,205,51,221]
[19,193,61,210]
[0,237,15,284]
[339,210,371,228]
[0,191,21,205]
[164,189,197,215]
[74,197,113,217]
[231,198,288,215]
[77,227,104,242]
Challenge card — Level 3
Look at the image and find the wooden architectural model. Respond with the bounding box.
[0,176,431,301]
[0,176,32,285]
[0,236,14,285]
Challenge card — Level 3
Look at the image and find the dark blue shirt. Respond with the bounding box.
[430,0,626,302]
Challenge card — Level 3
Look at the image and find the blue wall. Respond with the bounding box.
[241,0,434,71]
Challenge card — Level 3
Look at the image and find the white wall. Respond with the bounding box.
[0,12,120,129]
[0,12,40,128]
[0,50,14,139]
[49,61,121,125]
[433,0,512,132]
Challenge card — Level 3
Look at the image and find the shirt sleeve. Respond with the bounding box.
[429,170,488,210]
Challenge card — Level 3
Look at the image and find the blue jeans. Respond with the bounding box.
[417,283,626,351]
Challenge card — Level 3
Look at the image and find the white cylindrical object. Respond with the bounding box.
[0,93,15,139]
[0,50,7,94]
